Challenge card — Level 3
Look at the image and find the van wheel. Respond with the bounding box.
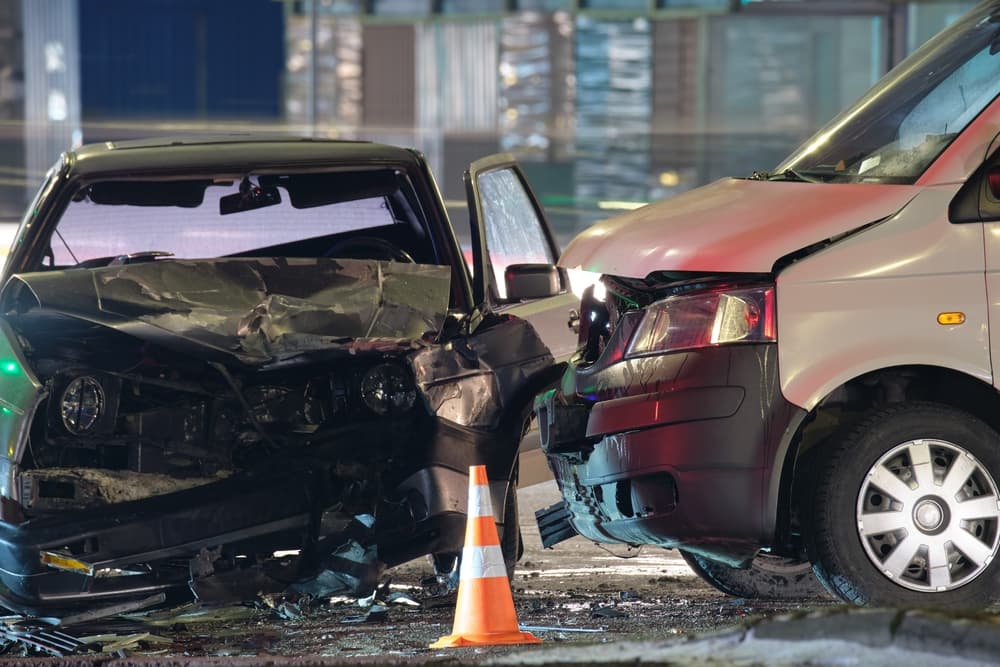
[809,402,1000,607]
[680,551,829,600]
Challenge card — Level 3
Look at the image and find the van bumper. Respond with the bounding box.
[536,343,803,566]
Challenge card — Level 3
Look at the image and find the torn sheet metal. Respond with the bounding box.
[291,542,380,599]
[412,315,554,428]
[3,259,451,365]
[0,622,83,656]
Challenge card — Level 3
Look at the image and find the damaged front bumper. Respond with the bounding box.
[0,260,554,616]
[0,471,315,614]
[536,344,805,566]
[0,456,516,616]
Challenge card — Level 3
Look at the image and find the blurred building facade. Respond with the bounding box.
[0,0,982,242]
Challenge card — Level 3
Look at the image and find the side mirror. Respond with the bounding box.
[987,166,1000,200]
[950,162,1000,223]
[504,263,561,301]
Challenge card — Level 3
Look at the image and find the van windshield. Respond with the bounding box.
[775,0,1000,184]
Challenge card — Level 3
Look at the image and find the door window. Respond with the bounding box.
[477,167,556,299]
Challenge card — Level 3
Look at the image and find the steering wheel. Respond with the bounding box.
[323,236,415,263]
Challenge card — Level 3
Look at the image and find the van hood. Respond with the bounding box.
[559,178,922,278]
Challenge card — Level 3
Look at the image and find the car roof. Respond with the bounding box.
[66,135,426,179]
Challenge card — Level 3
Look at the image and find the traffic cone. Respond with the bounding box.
[429,465,541,648]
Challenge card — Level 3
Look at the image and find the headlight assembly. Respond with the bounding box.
[626,284,775,358]
[361,363,416,416]
[60,375,105,434]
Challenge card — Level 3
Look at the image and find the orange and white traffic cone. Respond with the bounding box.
[429,464,541,648]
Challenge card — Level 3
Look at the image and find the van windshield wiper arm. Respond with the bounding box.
[748,169,819,183]
[767,169,820,183]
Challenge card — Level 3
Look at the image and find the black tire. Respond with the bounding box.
[809,402,1000,608]
[680,550,829,600]
[432,471,520,583]
[499,467,522,581]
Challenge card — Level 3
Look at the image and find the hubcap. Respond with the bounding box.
[913,499,944,532]
[856,439,1000,593]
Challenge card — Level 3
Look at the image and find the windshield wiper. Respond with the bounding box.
[767,169,820,183]
[748,169,820,183]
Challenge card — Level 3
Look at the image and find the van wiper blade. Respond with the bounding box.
[767,169,820,183]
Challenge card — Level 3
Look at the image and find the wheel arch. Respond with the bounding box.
[770,364,1000,556]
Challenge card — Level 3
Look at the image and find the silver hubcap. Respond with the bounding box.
[856,439,1000,593]
[913,499,944,531]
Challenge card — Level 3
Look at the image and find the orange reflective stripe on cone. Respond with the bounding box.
[429,465,541,648]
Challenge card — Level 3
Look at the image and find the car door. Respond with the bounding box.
[464,153,578,363]
[465,154,579,486]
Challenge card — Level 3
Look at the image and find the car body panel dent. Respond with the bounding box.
[3,259,452,366]
[0,137,567,615]
[414,315,554,430]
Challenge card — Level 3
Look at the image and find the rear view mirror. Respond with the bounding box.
[504,263,561,301]
[220,177,281,215]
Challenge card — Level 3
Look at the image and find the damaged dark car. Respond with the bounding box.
[0,136,575,617]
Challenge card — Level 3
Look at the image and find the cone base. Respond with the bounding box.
[429,630,542,648]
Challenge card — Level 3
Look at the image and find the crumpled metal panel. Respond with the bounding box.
[412,316,554,428]
[4,258,451,365]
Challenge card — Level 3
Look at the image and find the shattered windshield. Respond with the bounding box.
[775,1,1000,184]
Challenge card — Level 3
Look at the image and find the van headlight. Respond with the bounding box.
[626,284,776,358]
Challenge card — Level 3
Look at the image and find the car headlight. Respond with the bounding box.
[60,376,105,434]
[626,284,775,358]
[361,363,416,416]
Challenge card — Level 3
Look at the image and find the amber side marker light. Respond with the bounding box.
[40,551,94,576]
[937,312,966,325]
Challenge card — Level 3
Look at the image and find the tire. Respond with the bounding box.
[680,550,829,600]
[431,471,521,584]
[809,402,1000,608]
[499,468,522,581]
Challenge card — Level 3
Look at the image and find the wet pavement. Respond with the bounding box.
[0,483,996,665]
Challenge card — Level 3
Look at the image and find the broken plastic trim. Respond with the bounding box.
[40,551,93,576]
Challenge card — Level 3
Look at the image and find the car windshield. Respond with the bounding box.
[775,0,1000,184]
[46,170,435,267]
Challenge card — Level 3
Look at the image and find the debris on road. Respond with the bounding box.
[0,621,83,656]
[590,607,627,619]
[519,624,604,634]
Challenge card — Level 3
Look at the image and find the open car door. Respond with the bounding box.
[464,153,578,363]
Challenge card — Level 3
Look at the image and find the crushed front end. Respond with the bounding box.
[537,274,804,566]
[0,259,552,615]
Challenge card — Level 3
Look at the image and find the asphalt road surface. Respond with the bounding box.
[2,482,996,666]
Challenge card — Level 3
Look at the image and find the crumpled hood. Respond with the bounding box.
[2,258,452,365]
[560,178,923,277]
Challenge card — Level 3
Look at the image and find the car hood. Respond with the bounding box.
[2,258,452,365]
[559,178,923,277]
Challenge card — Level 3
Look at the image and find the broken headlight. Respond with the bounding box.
[626,283,776,358]
[361,363,416,416]
[60,376,105,434]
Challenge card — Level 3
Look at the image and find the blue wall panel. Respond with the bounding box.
[79,0,284,119]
